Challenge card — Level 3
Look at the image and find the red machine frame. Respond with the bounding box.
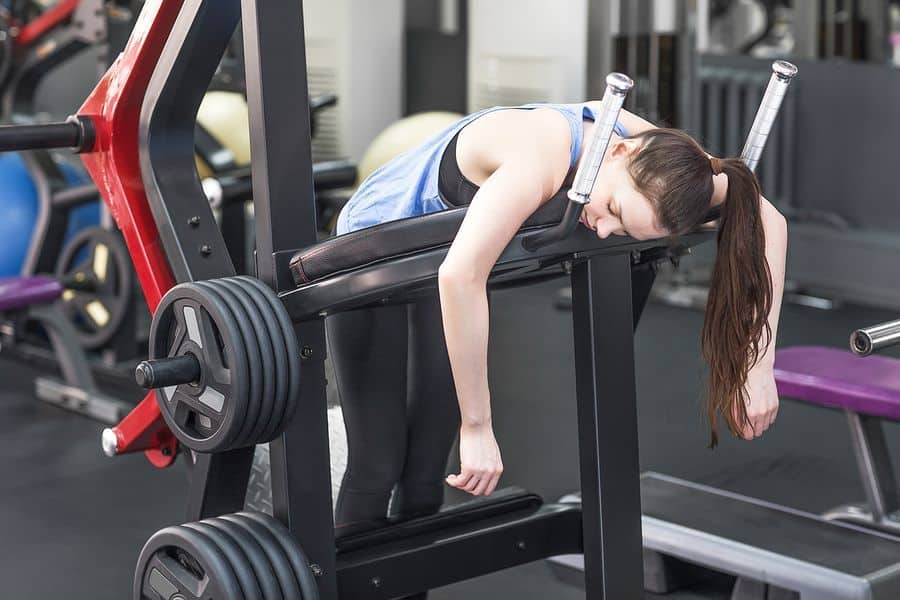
[74,0,185,467]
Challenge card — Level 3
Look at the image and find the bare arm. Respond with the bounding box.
[755,196,787,369]
[740,195,787,438]
[439,109,571,426]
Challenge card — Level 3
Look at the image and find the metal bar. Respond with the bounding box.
[21,150,70,276]
[0,121,83,151]
[846,412,900,520]
[336,505,583,598]
[851,319,900,355]
[571,253,642,598]
[241,0,318,291]
[517,70,632,250]
[139,0,239,284]
[52,184,100,209]
[740,61,798,173]
[268,332,337,598]
[185,448,256,520]
[241,3,337,598]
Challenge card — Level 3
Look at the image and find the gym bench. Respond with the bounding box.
[0,275,132,424]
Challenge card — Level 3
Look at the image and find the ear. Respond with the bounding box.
[608,137,642,160]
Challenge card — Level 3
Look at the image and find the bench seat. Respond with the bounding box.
[775,346,900,421]
[0,276,62,312]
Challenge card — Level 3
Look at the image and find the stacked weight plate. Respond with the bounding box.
[134,511,320,600]
[144,276,301,452]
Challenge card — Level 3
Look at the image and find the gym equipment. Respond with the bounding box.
[245,403,347,515]
[551,61,857,599]
[772,343,900,537]
[0,2,717,597]
[0,275,131,423]
[1,0,113,120]
[356,111,462,184]
[0,151,97,276]
[0,152,41,275]
[134,511,319,600]
[138,276,300,453]
[55,225,133,349]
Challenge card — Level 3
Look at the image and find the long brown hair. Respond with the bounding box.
[626,129,772,446]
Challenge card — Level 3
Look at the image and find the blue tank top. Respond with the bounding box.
[336,103,629,234]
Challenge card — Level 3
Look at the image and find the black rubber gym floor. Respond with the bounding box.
[1,279,898,599]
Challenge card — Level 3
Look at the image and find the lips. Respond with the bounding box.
[580,213,595,231]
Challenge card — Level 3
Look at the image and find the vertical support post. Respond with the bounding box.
[186,448,255,519]
[571,254,643,599]
[241,1,337,597]
[846,411,900,521]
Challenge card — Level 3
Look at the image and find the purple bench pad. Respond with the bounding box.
[775,346,900,421]
[0,276,63,312]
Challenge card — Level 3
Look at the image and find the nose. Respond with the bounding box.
[594,217,618,239]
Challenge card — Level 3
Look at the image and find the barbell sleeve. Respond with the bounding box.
[850,319,900,356]
[135,354,202,389]
[522,72,634,252]
[741,60,798,172]
[0,115,94,152]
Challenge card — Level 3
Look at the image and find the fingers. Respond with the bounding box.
[446,467,503,496]
[740,408,778,440]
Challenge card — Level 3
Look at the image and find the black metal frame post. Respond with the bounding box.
[138,0,254,519]
[241,0,336,596]
[571,254,643,598]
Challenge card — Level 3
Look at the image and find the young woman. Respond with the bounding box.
[329,101,787,532]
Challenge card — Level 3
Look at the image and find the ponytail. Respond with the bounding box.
[701,158,772,447]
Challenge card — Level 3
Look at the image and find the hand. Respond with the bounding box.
[446,422,503,496]
[735,366,779,440]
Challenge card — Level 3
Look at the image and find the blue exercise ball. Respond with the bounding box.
[0,153,99,277]
[0,153,40,276]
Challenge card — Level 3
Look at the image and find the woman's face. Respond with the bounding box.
[580,138,668,241]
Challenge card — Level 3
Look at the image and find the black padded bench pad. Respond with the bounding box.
[290,195,569,285]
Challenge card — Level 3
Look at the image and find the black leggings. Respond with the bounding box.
[327,292,460,530]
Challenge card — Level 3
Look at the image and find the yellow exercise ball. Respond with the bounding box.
[195,91,252,178]
[357,111,463,185]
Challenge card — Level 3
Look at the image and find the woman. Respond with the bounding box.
[329,101,787,530]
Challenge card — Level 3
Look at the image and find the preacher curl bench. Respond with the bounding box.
[0,1,773,598]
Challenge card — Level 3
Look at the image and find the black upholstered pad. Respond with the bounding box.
[290,195,569,285]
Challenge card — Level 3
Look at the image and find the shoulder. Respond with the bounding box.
[465,106,573,159]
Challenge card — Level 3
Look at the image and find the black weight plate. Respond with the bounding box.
[239,511,320,598]
[149,282,249,453]
[219,513,302,600]
[205,517,282,600]
[55,226,133,350]
[195,280,262,450]
[237,276,301,436]
[182,521,263,600]
[134,524,242,600]
[230,277,288,443]
[217,278,279,447]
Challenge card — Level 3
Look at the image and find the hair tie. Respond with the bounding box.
[710,157,723,175]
